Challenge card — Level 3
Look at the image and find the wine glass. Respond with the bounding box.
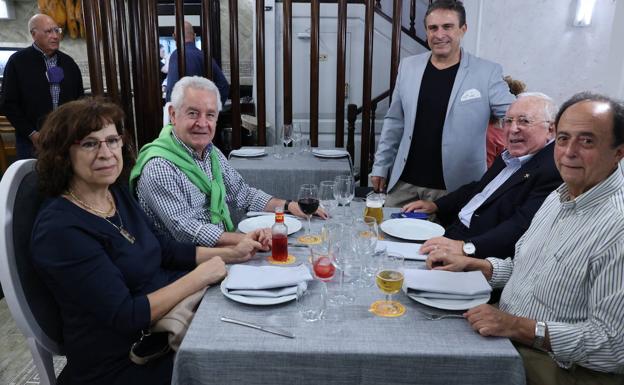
[371,252,405,317]
[333,174,355,216]
[297,184,320,244]
[282,124,294,157]
[319,180,338,216]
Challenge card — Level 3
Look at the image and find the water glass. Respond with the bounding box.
[297,280,327,322]
[319,180,338,216]
[272,143,284,159]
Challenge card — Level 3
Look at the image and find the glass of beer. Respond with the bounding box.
[364,193,385,224]
[371,252,406,317]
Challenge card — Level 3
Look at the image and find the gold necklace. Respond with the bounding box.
[101,211,136,244]
[68,189,114,216]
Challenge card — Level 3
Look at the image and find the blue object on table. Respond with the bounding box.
[390,212,429,220]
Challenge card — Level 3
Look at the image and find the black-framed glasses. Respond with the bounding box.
[499,116,551,129]
[75,135,123,152]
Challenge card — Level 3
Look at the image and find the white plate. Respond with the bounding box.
[312,149,349,158]
[230,148,266,157]
[407,293,489,311]
[380,218,444,241]
[220,278,297,305]
[237,215,302,235]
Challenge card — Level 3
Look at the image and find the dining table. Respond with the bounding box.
[172,203,526,385]
[228,146,352,200]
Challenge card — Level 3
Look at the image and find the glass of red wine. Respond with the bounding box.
[297,184,320,244]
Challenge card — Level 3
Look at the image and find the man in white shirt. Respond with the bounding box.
[427,92,624,383]
[404,93,561,259]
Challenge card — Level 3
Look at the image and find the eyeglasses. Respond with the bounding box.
[32,27,63,35]
[75,135,123,152]
[499,117,551,129]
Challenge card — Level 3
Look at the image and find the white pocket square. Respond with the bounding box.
[460,88,482,102]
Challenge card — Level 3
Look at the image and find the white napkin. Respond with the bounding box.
[229,281,308,297]
[230,148,265,157]
[377,240,425,260]
[402,269,492,299]
[225,265,312,291]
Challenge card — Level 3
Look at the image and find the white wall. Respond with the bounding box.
[462,0,622,103]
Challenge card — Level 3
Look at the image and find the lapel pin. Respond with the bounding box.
[524,173,530,179]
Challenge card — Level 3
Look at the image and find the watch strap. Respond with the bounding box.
[283,200,292,213]
[532,321,547,351]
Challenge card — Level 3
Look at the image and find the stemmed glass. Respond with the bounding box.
[292,123,303,154]
[333,174,355,216]
[371,252,406,317]
[283,124,294,157]
[297,184,320,244]
[319,180,338,217]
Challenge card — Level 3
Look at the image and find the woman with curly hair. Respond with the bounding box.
[31,97,264,384]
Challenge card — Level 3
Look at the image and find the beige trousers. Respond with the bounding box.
[385,180,447,208]
[514,344,624,385]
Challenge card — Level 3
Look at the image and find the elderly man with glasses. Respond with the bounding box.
[0,13,84,159]
[403,92,562,260]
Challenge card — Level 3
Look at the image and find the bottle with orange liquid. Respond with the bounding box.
[272,207,289,262]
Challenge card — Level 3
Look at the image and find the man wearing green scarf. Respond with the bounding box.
[131,76,315,247]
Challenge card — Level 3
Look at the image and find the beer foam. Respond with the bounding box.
[366,201,384,208]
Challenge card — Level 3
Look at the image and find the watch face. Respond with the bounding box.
[463,242,476,255]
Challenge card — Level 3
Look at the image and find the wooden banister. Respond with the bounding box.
[310,0,320,147]
[229,0,242,149]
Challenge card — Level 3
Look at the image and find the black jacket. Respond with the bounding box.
[0,45,83,153]
[435,142,562,258]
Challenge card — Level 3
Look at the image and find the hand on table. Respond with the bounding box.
[464,305,522,339]
[194,256,227,286]
[246,228,272,251]
[401,200,437,214]
[420,236,464,256]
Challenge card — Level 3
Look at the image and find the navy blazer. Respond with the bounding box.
[434,142,562,258]
[0,45,84,158]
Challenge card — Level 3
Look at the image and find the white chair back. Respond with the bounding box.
[0,159,63,385]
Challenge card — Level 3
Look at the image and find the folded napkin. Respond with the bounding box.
[402,269,492,299]
[377,240,425,261]
[228,281,308,298]
[225,265,312,291]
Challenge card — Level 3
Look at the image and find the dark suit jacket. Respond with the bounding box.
[0,45,84,158]
[434,142,561,258]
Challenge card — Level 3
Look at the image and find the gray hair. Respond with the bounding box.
[170,76,222,113]
[516,92,558,122]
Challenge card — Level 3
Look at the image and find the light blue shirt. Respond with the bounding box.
[458,150,534,227]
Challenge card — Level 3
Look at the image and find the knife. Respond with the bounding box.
[220,316,295,339]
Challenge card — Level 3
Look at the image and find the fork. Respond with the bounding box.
[422,313,465,320]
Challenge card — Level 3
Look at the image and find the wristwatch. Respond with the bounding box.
[533,321,547,351]
[462,242,476,256]
[283,200,292,213]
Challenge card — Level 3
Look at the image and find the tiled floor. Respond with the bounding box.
[0,298,65,385]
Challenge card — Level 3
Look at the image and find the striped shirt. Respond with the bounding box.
[32,43,60,110]
[487,166,624,373]
[135,132,272,247]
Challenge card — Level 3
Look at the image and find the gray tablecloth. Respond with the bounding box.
[228,147,352,200]
[172,206,526,385]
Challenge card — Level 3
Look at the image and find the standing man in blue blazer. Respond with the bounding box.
[372,0,514,206]
[404,93,562,259]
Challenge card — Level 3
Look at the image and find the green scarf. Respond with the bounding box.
[129,124,234,231]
